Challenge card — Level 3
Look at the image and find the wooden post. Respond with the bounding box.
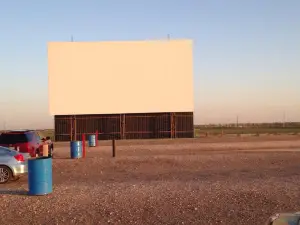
[112,139,116,157]
[82,133,86,158]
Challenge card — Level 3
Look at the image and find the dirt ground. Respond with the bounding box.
[1,136,300,225]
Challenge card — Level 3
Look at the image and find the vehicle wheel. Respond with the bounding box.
[0,166,12,184]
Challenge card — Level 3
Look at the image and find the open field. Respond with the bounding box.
[37,129,55,140]
[1,136,300,225]
[2,125,299,141]
[195,127,300,137]
[35,126,300,142]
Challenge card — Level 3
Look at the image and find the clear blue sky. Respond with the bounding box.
[0,0,299,129]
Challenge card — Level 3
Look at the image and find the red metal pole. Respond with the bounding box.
[96,130,98,146]
[82,133,86,158]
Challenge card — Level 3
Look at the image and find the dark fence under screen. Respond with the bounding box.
[54,112,194,141]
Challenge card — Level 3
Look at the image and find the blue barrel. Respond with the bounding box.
[70,141,82,159]
[28,156,52,195]
[88,135,96,147]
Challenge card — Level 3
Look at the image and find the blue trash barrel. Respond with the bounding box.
[70,141,82,159]
[88,135,96,147]
[28,156,52,195]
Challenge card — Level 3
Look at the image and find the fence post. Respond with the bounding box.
[82,134,86,158]
[112,139,116,157]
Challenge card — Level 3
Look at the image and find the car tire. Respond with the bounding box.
[0,166,12,184]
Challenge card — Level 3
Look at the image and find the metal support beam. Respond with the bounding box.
[170,113,176,139]
[70,118,73,141]
[70,115,77,141]
[74,115,77,141]
[120,114,126,139]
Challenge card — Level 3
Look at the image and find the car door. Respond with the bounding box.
[0,147,12,164]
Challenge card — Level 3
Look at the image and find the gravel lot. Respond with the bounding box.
[1,136,300,225]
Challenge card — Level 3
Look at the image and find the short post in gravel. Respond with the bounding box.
[112,139,116,157]
[82,134,86,158]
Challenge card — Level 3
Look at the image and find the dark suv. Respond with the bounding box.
[0,130,43,157]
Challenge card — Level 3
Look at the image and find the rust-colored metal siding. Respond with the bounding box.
[54,112,193,141]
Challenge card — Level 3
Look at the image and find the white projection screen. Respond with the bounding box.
[48,40,194,115]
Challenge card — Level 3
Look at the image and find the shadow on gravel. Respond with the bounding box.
[52,157,74,160]
[0,189,28,196]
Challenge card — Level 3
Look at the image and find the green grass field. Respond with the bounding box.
[36,126,300,141]
[37,129,55,140]
[194,127,300,137]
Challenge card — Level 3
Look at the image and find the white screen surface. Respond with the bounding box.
[48,40,194,115]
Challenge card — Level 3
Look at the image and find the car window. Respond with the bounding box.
[25,133,34,142]
[35,134,41,142]
[0,149,6,156]
[0,147,12,156]
[0,133,28,144]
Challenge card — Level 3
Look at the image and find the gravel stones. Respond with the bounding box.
[1,138,300,225]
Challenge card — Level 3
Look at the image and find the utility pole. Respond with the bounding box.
[236,115,239,128]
